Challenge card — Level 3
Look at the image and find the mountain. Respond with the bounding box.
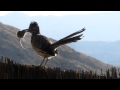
[69,41,120,66]
[0,22,113,73]
[0,11,120,41]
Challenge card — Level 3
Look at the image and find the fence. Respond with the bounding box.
[0,56,120,79]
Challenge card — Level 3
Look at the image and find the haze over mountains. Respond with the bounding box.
[0,11,120,41]
[0,11,120,66]
[69,41,120,66]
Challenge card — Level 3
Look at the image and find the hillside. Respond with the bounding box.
[69,41,120,66]
[0,22,113,72]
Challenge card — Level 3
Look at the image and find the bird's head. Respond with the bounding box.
[22,21,40,35]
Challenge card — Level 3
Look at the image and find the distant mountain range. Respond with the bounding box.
[0,11,120,41]
[69,41,120,66]
[0,22,112,73]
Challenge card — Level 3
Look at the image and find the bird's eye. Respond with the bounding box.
[33,28,36,29]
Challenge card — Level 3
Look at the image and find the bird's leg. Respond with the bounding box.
[43,59,48,67]
[39,57,45,67]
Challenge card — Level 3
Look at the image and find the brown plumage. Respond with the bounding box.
[21,21,86,67]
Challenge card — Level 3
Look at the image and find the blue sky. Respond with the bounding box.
[0,11,119,41]
[0,11,112,16]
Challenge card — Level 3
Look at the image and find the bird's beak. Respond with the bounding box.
[22,29,29,32]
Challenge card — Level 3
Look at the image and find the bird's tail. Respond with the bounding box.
[52,28,85,49]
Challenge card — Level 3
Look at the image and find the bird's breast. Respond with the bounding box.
[31,44,52,58]
[31,35,57,59]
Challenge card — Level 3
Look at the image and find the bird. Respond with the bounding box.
[22,21,85,67]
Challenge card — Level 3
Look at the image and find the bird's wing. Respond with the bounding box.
[32,35,54,55]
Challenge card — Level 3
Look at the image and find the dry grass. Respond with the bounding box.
[0,56,120,79]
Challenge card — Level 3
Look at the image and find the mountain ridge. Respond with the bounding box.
[69,41,120,66]
[0,11,120,41]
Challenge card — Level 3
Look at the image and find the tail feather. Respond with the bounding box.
[55,35,83,46]
[57,28,85,42]
[52,31,85,49]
